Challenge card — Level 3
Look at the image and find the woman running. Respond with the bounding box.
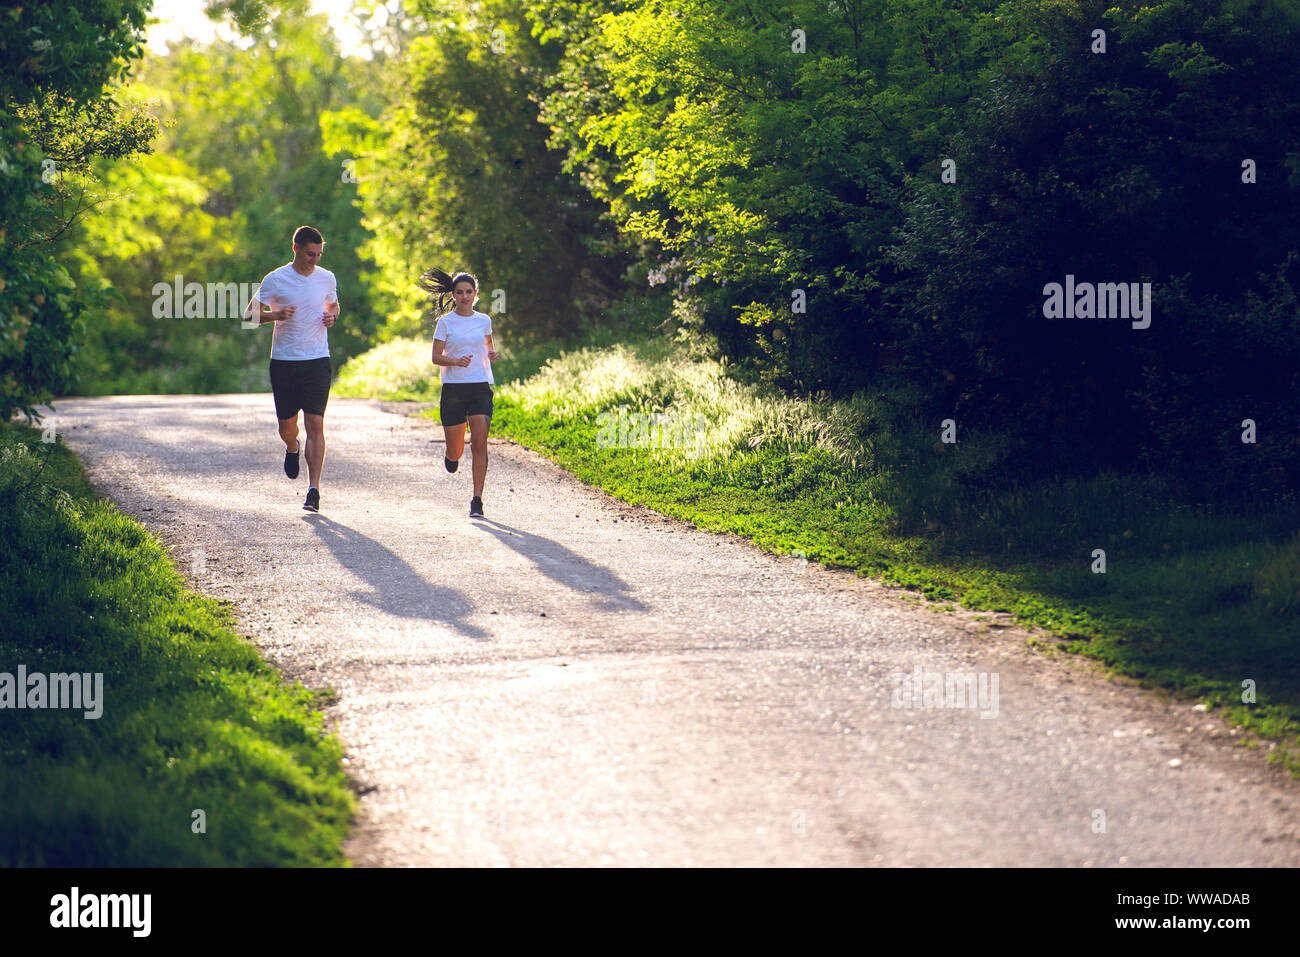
[422,268,498,518]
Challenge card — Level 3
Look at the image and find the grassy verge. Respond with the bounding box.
[399,337,1298,774]
[334,335,558,401]
[0,421,355,865]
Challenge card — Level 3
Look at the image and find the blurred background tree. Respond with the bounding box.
[64,1,388,394]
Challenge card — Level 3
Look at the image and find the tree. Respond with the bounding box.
[0,0,157,419]
[353,0,632,345]
[540,0,1006,393]
[64,3,388,394]
[893,0,1300,491]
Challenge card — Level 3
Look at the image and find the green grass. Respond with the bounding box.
[0,422,355,865]
[334,335,558,402]
[333,337,442,401]
[409,337,1298,773]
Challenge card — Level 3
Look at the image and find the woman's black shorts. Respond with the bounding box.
[440,381,494,426]
[269,357,332,420]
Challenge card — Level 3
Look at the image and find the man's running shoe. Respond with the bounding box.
[284,446,300,479]
[469,496,484,518]
[445,456,459,473]
[303,487,320,512]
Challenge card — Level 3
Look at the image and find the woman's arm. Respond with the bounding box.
[485,333,498,362]
[433,338,471,367]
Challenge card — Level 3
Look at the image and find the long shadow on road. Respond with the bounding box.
[472,517,646,613]
[304,514,490,640]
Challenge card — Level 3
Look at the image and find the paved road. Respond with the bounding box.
[49,394,1300,866]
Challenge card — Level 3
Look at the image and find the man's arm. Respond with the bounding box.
[243,297,296,325]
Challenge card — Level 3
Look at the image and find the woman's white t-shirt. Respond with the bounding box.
[433,310,494,384]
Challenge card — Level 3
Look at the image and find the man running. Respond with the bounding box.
[243,225,339,512]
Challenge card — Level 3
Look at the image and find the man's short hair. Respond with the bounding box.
[293,225,324,246]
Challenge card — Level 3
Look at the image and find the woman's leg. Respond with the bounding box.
[467,414,490,498]
[444,422,467,462]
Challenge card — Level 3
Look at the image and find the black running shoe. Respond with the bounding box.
[469,496,484,518]
[445,456,459,473]
[303,487,320,512]
[284,446,300,479]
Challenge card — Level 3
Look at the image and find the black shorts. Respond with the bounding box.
[439,381,494,426]
[269,357,332,420]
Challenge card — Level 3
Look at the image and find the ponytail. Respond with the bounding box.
[419,267,478,318]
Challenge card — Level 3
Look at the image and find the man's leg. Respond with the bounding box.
[468,414,489,498]
[277,415,299,452]
[277,413,301,479]
[303,413,325,488]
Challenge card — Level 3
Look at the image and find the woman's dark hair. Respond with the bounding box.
[418,268,478,316]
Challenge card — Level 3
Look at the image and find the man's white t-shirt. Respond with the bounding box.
[433,310,494,384]
[255,263,337,360]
